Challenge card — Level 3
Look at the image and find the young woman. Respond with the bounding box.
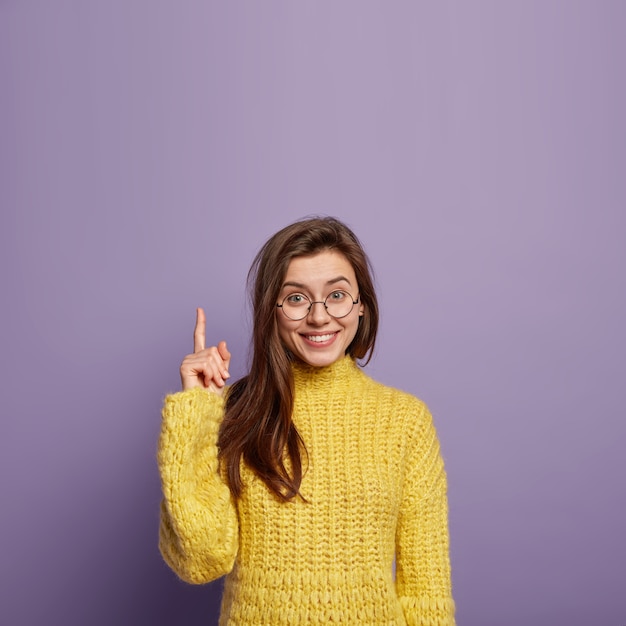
[158,217,455,625]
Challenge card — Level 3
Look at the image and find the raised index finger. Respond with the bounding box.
[193,307,206,353]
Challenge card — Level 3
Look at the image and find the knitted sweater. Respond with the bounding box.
[158,356,455,625]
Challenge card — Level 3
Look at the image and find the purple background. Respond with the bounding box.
[1,2,625,625]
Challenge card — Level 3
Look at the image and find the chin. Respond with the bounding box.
[295,349,345,368]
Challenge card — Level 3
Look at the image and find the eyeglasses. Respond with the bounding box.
[276,290,360,321]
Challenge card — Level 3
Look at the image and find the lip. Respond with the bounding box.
[299,331,339,347]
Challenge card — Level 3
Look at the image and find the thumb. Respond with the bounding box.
[217,340,231,374]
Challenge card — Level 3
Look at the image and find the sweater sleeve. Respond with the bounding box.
[158,387,239,584]
[396,401,455,626]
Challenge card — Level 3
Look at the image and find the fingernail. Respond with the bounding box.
[223,370,230,378]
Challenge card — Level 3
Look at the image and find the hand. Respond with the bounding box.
[180,307,231,394]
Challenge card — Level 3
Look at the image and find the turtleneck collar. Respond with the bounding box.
[291,355,361,388]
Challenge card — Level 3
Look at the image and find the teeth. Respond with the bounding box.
[306,333,335,343]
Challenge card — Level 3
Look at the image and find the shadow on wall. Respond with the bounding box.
[57,446,226,626]
[13,464,227,626]
[102,488,226,625]
[148,572,224,626]
[114,464,226,626]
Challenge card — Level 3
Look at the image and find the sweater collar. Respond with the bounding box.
[291,355,360,388]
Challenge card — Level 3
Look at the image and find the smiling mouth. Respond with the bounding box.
[302,332,338,343]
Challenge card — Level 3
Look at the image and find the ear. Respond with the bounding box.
[359,304,365,316]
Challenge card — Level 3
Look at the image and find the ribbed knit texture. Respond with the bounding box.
[158,356,455,625]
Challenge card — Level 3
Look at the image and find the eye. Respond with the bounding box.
[328,290,348,301]
[286,293,308,305]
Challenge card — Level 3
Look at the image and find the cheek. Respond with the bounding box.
[353,312,365,337]
[343,314,361,342]
[276,315,296,343]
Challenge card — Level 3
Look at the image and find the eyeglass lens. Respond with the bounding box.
[280,290,356,320]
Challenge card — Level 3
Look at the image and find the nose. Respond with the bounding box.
[306,300,332,325]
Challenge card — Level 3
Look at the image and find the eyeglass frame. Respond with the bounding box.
[276,289,360,321]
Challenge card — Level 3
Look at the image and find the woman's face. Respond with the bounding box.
[276,249,364,368]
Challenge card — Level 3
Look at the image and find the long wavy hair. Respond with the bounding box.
[218,216,379,501]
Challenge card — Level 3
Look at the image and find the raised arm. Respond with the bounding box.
[158,308,238,584]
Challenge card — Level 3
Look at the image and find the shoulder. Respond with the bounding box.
[357,367,433,431]
[356,370,443,477]
[358,366,429,410]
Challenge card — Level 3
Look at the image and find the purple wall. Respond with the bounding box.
[1,2,625,625]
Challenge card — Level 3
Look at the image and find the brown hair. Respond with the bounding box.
[218,216,379,500]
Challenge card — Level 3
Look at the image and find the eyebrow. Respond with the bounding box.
[281,276,353,290]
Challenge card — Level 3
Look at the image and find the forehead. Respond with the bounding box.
[283,250,357,287]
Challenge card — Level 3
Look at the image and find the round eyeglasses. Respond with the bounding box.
[277,290,360,321]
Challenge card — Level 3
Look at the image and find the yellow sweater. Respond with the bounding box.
[158,356,455,625]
